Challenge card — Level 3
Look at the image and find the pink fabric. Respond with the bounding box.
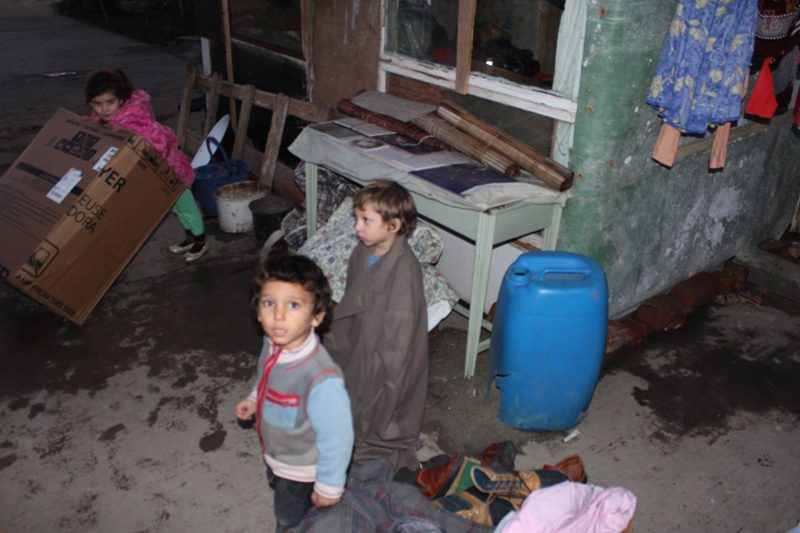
[500,481,636,533]
[88,90,194,186]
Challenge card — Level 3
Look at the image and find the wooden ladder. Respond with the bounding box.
[175,64,330,190]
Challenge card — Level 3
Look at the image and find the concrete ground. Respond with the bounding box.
[1,2,799,532]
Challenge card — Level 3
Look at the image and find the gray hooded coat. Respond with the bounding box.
[324,237,429,472]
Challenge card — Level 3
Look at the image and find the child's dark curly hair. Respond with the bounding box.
[252,253,334,332]
[85,68,134,103]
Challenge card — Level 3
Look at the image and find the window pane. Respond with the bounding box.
[230,0,302,54]
[384,0,564,89]
[449,91,556,155]
[472,0,563,89]
[385,0,459,66]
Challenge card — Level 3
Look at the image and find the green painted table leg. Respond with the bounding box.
[542,201,563,250]
[464,211,496,378]
[305,162,318,237]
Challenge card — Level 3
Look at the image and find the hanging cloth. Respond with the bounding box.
[744,57,778,119]
[647,0,758,168]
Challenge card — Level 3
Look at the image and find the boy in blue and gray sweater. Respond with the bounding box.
[235,254,353,530]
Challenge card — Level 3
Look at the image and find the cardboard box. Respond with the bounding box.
[0,108,183,324]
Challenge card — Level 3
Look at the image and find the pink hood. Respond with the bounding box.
[88,90,194,187]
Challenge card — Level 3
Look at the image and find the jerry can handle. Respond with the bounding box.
[538,268,591,281]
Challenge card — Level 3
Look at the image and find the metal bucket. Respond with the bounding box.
[214,181,267,234]
[249,194,294,242]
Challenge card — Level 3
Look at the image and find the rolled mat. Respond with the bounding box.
[337,98,449,151]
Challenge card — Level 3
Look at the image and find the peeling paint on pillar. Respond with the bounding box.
[558,0,800,317]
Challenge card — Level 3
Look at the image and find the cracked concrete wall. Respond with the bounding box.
[559,0,800,317]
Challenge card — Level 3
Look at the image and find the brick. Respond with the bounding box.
[634,293,686,331]
[758,238,785,254]
[723,260,749,283]
[605,321,628,355]
[670,271,720,308]
[716,270,743,293]
[620,316,652,343]
[605,317,652,356]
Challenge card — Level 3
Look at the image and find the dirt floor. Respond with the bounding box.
[427,292,800,457]
[2,215,799,532]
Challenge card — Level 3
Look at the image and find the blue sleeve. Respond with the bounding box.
[307,378,354,489]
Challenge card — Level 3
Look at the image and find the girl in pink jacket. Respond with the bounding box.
[85,68,208,262]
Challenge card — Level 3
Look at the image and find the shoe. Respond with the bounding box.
[477,440,516,470]
[169,231,195,254]
[543,454,588,483]
[184,242,208,262]
[416,454,462,499]
[169,238,194,254]
[470,466,541,499]
[433,488,508,527]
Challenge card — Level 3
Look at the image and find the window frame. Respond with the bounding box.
[377,0,584,125]
[227,0,310,61]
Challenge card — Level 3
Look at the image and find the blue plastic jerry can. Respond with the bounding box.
[488,251,608,431]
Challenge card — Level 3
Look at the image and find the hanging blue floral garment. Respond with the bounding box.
[647,0,758,135]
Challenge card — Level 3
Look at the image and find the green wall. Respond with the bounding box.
[558,1,800,317]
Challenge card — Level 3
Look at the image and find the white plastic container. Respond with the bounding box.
[214,181,267,234]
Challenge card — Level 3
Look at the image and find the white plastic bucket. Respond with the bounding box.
[214,181,268,234]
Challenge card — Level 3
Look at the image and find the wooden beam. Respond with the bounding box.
[220,0,238,129]
[232,84,256,160]
[300,0,314,100]
[300,0,313,64]
[176,64,197,149]
[184,130,202,155]
[191,70,330,122]
[455,0,477,94]
[203,71,223,135]
[675,119,781,160]
[259,93,290,190]
[380,52,577,122]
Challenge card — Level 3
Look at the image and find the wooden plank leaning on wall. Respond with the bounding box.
[455,0,478,94]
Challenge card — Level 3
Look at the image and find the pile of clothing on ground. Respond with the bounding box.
[288,441,636,532]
